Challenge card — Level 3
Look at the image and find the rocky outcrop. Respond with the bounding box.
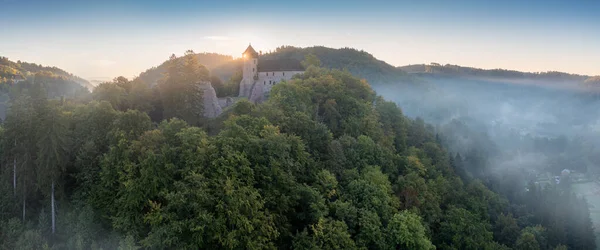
[218,97,234,108]
[248,81,266,103]
[239,79,254,98]
[198,82,222,118]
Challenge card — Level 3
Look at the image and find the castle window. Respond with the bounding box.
[283,72,285,76]
[269,80,272,84]
[264,81,266,85]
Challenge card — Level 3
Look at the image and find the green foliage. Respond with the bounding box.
[92,82,126,109]
[493,213,520,247]
[158,52,207,125]
[386,211,435,250]
[0,62,595,250]
[36,105,69,187]
[15,229,48,250]
[0,218,23,250]
[232,99,255,115]
[301,53,322,69]
[118,235,141,250]
[521,226,547,249]
[293,218,357,250]
[112,109,152,140]
[515,232,540,250]
[213,70,242,97]
[553,244,568,250]
[437,206,494,249]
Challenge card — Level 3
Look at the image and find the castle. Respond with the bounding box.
[238,45,304,102]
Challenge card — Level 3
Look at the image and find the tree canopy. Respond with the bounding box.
[0,57,595,249]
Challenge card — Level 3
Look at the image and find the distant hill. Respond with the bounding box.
[260,46,416,84]
[400,63,589,82]
[0,56,91,120]
[0,56,93,90]
[136,46,418,86]
[137,53,235,85]
[582,76,600,92]
[585,76,600,84]
[88,77,113,87]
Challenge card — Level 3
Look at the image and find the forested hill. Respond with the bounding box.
[0,57,91,120]
[259,46,416,84]
[401,63,592,82]
[0,58,595,249]
[0,56,92,90]
[135,46,418,86]
[137,52,235,85]
[585,76,600,85]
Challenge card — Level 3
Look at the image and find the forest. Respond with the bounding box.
[0,52,596,249]
[0,57,91,91]
[399,63,590,82]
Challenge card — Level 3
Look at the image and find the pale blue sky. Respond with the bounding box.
[1,0,599,79]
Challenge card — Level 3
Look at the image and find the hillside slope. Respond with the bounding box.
[0,56,90,120]
[0,56,92,89]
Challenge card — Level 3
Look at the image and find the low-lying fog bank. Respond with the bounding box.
[374,77,600,177]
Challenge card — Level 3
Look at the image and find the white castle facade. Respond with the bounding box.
[238,45,304,102]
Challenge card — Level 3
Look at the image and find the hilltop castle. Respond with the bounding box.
[238,45,304,102]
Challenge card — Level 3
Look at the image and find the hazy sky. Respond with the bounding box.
[1,0,599,79]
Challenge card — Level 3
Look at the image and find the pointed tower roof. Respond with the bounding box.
[243,44,259,58]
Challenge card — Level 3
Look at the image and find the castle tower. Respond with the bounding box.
[239,44,259,97]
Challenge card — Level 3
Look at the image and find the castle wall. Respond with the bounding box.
[246,71,304,102]
[256,71,304,93]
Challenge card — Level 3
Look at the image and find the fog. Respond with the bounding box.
[374,76,600,182]
[375,76,600,244]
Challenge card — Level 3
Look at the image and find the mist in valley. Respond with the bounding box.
[376,77,600,174]
[375,77,600,237]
